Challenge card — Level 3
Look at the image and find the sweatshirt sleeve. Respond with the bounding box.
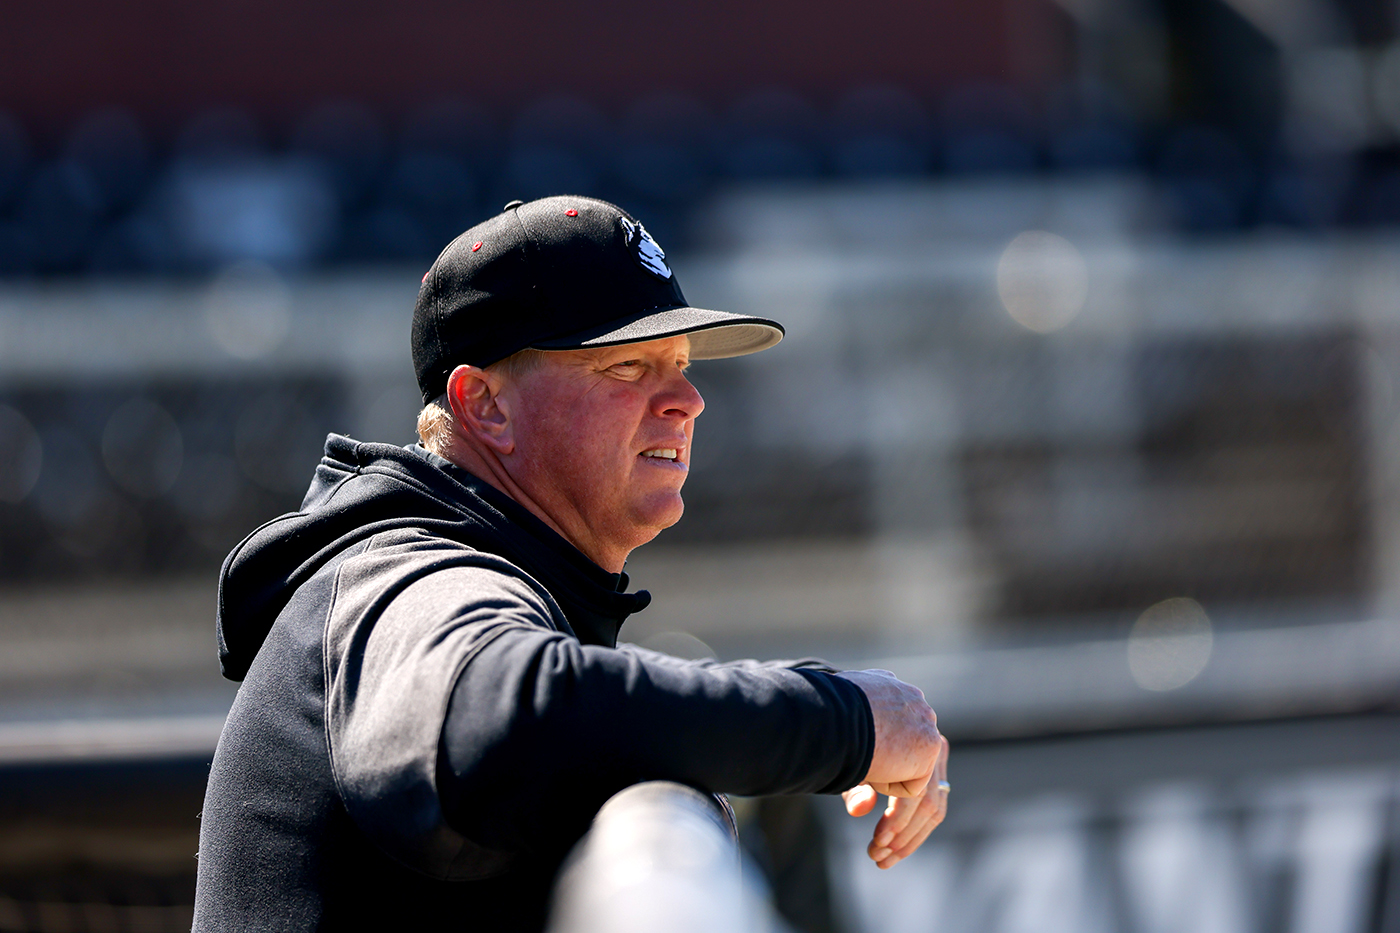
[617,642,846,674]
[437,624,874,854]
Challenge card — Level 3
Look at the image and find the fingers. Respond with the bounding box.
[880,805,943,868]
[869,774,932,799]
[871,794,921,852]
[867,790,949,869]
[899,772,933,798]
[842,783,877,817]
[892,787,947,852]
[866,738,952,869]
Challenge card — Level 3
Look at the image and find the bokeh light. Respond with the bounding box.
[996,230,1089,332]
[1127,597,1214,691]
[204,261,292,360]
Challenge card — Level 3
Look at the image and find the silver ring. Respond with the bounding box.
[936,780,951,794]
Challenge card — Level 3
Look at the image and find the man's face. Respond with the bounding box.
[497,335,703,567]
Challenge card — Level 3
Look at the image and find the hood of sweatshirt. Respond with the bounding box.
[216,434,651,681]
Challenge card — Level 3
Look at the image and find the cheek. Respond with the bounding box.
[519,400,629,479]
[513,403,576,468]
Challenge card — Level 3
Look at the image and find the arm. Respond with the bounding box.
[617,642,844,674]
[437,627,875,855]
[619,647,951,869]
[327,557,932,873]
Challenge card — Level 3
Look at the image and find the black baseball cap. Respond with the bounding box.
[411,195,784,402]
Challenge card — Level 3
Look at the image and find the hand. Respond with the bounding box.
[835,669,942,797]
[841,735,949,868]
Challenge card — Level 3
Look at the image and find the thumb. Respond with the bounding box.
[843,783,878,817]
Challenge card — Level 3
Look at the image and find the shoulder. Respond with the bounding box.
[331,527,567,636]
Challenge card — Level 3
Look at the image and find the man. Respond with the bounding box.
[194,195,948,931]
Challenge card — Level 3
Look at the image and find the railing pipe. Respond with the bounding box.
[548,781,779,933]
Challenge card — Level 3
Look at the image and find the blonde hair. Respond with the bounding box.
[416,348,549,456]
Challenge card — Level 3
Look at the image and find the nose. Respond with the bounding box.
[654,369,705,421]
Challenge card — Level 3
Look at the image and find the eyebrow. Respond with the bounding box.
[605,350,690,365]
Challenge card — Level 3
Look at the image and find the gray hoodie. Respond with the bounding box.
[194,434,874,931]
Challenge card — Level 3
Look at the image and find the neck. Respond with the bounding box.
[438,441,630,573]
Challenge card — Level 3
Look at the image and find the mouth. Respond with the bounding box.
[639,447,685,466]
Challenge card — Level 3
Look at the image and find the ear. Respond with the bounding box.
[445,364,514,455]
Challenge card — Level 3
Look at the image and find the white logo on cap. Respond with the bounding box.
[619,216,672,279]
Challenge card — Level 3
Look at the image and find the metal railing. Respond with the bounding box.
[548,781,784,933]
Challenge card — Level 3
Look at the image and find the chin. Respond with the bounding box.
[632,495,685,538]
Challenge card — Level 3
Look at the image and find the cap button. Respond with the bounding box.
[503,200,525,211]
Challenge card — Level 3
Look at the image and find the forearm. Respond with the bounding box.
[618,643,845,674]
[438,629,873,851]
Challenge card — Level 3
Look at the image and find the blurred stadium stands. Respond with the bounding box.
[1,72,1400,278]
[5,0,1400,929]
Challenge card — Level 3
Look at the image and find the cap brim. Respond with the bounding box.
[530,306,784,360]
